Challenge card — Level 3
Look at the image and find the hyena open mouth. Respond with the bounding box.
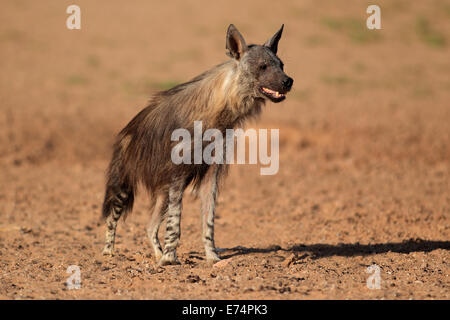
[260,87,286,103]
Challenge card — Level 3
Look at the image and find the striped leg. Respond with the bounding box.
[102,192,127,256]
[147,193,169,261]
[200,165,221,263]
[158,181,185,266]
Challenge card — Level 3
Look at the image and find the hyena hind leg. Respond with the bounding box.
[158,181,185,266]
[102,190,131,256]
[146,193,169,262]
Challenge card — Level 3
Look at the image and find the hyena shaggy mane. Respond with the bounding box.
[101,24,293,266]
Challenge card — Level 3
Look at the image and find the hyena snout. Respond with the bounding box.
[282,76,293,91]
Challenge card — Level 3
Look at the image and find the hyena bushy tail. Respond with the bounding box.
[101,146,135,255]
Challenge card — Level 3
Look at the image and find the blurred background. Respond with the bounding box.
[1,0,449,165]
[0,0,449,299]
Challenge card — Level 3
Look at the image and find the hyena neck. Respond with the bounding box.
[208,60,265,128]
[153,60,264,130]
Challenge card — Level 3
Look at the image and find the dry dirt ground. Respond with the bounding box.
[0,0,449,299]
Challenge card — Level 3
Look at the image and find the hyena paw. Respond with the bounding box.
[153,249,163,262]
[102,246,114,256]
[206,252,221,264]
[158,252,181,266]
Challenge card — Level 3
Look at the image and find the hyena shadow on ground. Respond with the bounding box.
[217,239,450,260]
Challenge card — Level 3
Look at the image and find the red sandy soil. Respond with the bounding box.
[0,0,449,299]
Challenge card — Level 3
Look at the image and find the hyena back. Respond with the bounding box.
[102,24,293,266]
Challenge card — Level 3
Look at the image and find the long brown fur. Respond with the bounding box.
[101,24,293,264]
[102,60,264,219]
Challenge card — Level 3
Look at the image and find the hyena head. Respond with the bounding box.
[226,24,293,103]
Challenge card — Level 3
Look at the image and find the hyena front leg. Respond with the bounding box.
[158,180,185,266]
[200,165,222,263]
[146,192,169,261]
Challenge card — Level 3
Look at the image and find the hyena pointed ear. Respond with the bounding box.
[226,24,248,60]
[264,24,284,54]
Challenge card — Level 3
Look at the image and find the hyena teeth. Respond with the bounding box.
[262,87,275,94]
[262,87,285,98]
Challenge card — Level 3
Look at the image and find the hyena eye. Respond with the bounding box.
[259,63,267,71]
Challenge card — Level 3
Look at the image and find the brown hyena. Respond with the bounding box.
[101,24,293,266]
